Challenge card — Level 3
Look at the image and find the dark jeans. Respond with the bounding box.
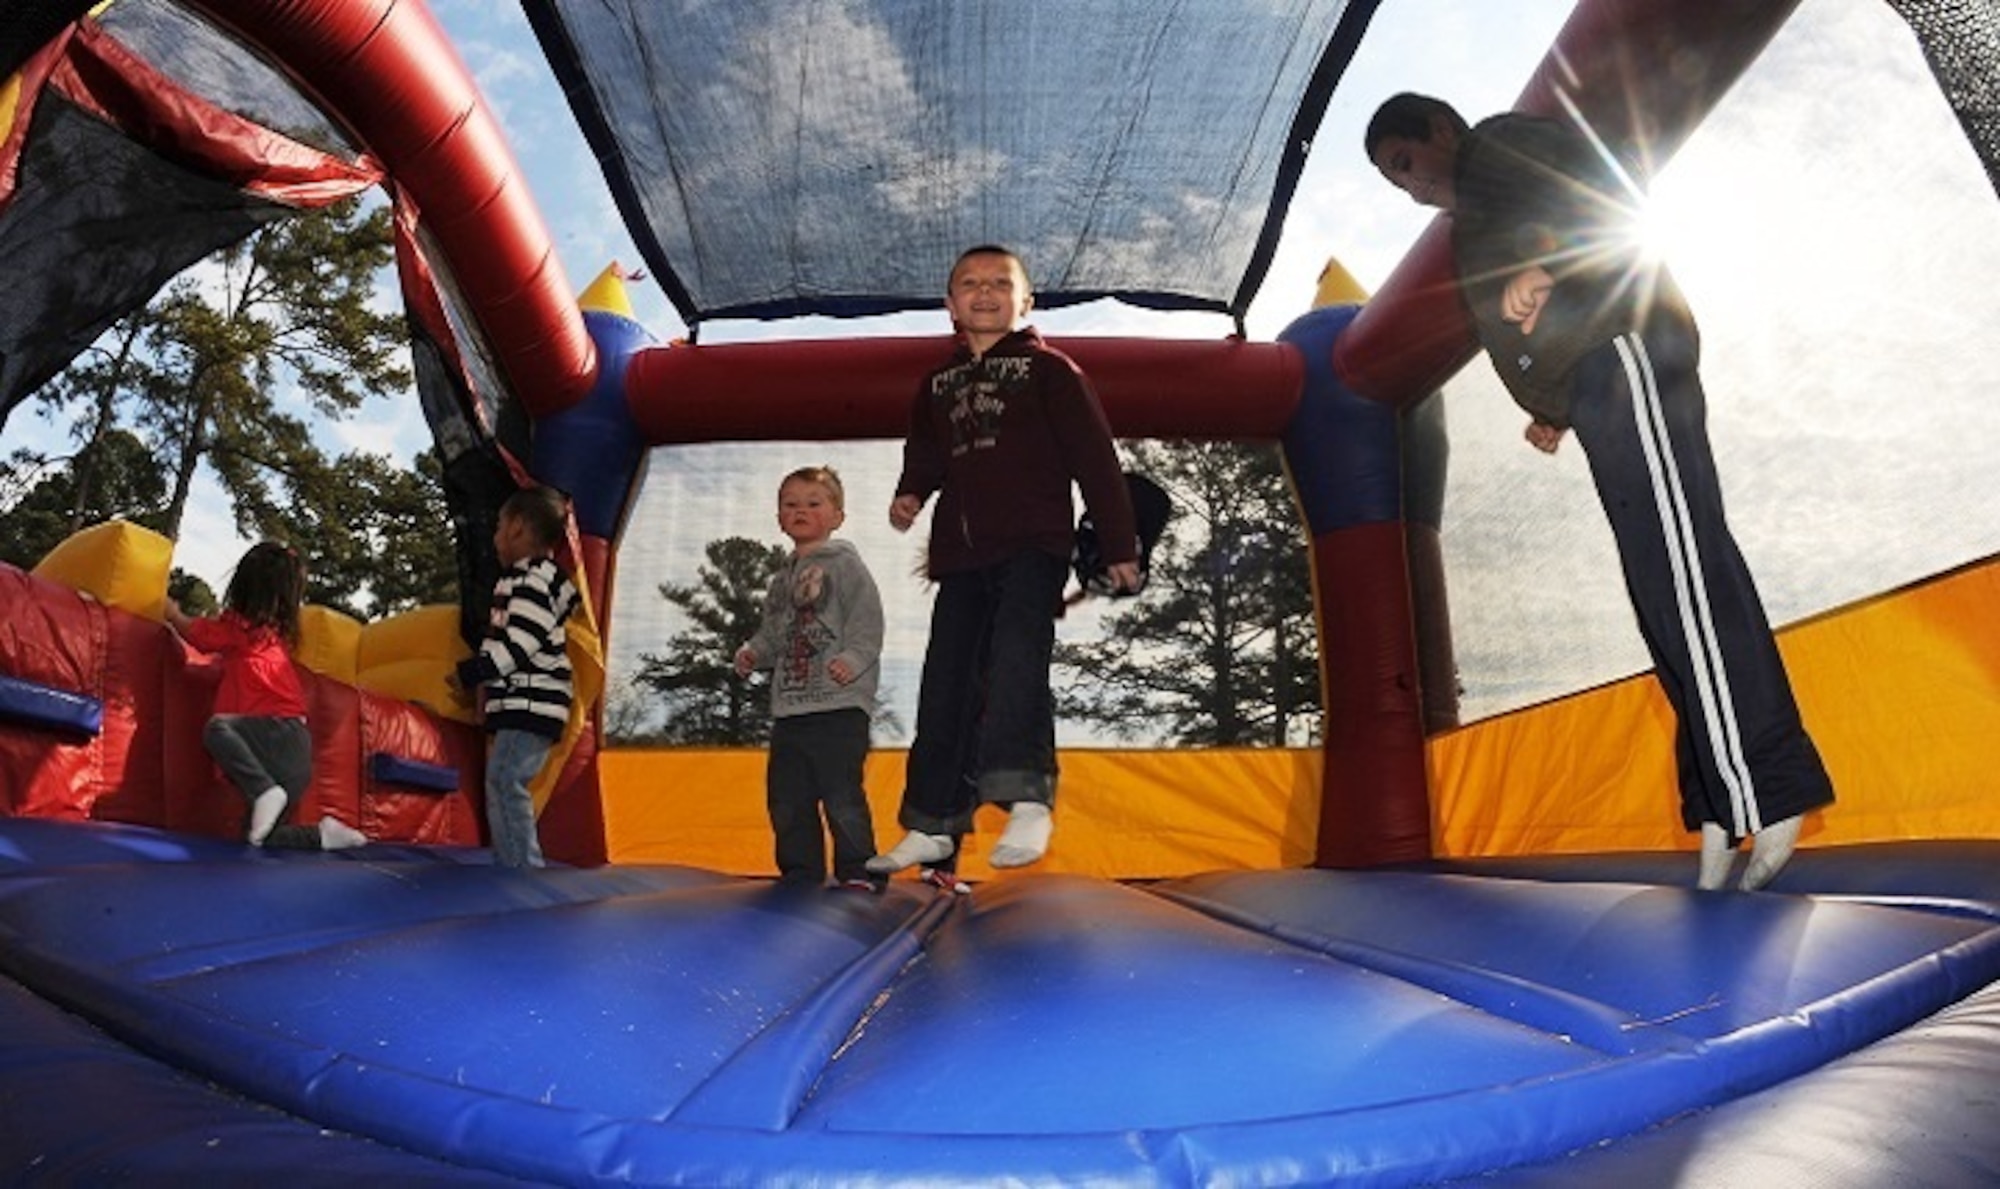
[898,549,1064,837]
[768,708,875,882]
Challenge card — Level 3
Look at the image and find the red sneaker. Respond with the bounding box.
[919,868,971,895]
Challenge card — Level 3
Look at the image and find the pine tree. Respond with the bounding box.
[1054,440,1321,746]
[274,448,459,619]
[128,197,409,541]
[0,429,166,568]
[630,536,788,745]
[14,197,457,618]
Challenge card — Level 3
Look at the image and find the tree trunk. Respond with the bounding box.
[162,387,213,541]
[65,323,142,534]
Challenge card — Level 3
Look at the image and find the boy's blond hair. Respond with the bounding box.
[780,465,845,511]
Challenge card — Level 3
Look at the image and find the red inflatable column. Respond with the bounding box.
[1310,523,1431,866]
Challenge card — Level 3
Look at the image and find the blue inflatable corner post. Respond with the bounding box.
[1275,304,1401,533]
[532,309,656,539]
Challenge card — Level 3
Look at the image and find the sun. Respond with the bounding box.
[1626,134,1790,326]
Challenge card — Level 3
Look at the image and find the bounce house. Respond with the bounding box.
[3,0,2000,1184]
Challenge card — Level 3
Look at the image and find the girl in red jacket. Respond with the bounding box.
[167,541,366,851]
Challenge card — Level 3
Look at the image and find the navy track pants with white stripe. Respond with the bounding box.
[1568,314,1835,840]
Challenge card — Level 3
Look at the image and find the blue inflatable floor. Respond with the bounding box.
[2,819,1998,1187]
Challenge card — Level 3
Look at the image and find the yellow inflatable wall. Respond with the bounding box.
[601,554,2000,876]
[1432,553,2000,855]
[602,747,1320,879]
[357,604,474,723]
[31,519,173,620]
[295,605,362,683]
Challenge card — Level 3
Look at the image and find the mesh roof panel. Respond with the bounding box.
[1888,0,2000,200]
[525,0,1380,325]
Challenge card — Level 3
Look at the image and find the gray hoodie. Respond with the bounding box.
[742,538,884,719]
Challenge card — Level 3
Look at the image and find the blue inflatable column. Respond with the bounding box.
[500,293,656,864]
[1277,306,1432,866]
[533,303,656,610]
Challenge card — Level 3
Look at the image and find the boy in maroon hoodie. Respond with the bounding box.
[870,245,1138,879]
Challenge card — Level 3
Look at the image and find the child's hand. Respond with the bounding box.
[1523,420,1567,454]
[444,671,474,708]
[734,646,756,678]
[828,657,855,685]
[1501,265,1554,336]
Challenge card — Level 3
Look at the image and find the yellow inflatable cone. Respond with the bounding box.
[1313,257,1370,308]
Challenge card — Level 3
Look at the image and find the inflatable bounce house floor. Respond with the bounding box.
[3,818,1998,1187]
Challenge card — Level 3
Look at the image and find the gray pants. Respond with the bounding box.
[203,715,322,849]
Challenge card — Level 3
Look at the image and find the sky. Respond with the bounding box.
[11,0,2000,736]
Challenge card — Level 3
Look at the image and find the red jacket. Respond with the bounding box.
[180,611,308,719]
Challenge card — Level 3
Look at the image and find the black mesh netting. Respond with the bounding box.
[94,0,365,162]
[0,94,292,420]
[402,220,539,649]
[523,0,1380,325]
[1889,0,2000,199]
[0,0,89,79]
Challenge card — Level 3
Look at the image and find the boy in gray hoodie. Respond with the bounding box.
[735,466,887,888]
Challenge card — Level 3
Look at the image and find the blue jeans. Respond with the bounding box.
[486,729,552,868]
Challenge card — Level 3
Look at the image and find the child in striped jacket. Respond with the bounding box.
[454,485,579,868]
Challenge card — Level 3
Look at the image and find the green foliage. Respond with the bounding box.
[1054,440,1321,746]
[1,311,170,568]
[16,197,456,620]
[0,429,167,569]
[133,196,410,542]
[275,449,459,620]
[168,568,218,617]
[626,536,788,745]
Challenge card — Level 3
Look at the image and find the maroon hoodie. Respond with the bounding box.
[896,327,1136,578]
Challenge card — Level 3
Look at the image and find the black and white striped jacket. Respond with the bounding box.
[456,556,579,740]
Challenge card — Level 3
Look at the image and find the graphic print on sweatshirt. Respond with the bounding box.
[779,561,834,695]
[936,354,1033,457]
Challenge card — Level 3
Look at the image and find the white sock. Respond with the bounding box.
[1696,821,1735,890]
[248,787,288,846]
[866,831,955,874]
[989,802,1054,869]
[1741,815,1803,891]
[318,815,368,851]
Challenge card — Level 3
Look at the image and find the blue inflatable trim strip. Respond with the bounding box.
[0,672,102,736]
[367,752,458,792]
